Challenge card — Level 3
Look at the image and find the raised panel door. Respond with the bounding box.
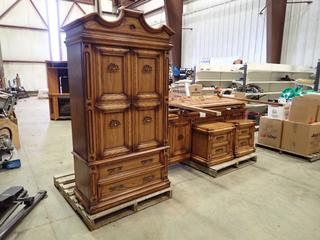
[132,49,164,151]
[94,46,132,159]
[170,120,191,156]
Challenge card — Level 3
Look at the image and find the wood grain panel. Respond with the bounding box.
[132,49,164,151]
[95,46,132,159]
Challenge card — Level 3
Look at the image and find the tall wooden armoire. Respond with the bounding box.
[64,9,174,214]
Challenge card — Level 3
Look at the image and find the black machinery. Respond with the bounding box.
[0,91,20,169]
[0,91,16,119]
[0,187,47,239]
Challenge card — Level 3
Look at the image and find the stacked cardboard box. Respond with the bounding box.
[282,94,320,155]
[258,94,320,156]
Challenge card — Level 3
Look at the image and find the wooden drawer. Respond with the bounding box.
[238,128,250,136]
[226,120,255,157]
[168,118,191,164]
[225,108,246,120]
[98,153,161,179]
[238,137,250,148]
[98,167,162,199]
[210,144,229,157]
[192,122,234,167]
[212,133,228,143]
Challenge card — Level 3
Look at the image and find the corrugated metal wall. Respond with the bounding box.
[182,0,267,67]
[136,0,166,27]
[0,0,50,91]
[59,0,95,61]
[281,1,320,67]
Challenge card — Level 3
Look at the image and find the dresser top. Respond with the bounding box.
[63,8,174,45]
[193,122,235,132]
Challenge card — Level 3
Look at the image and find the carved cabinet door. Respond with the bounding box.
[131,49,165,151]
[169,120,191,157]
[94,46,132,159]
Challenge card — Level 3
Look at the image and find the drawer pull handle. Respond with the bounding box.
[216,136,225,141]
[107,166,122,174]
[240,141,247,146]
[109,120,120,128]
[241,130,248,134]
[107,63,119,73]
[178,134,184,140]
[143,116,152,124]
[143,175,155,183]
[141,158,153,165]
[215,148,224,154]
[109,184,125,192]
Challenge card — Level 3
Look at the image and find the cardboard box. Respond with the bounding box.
[258,117,283,148]
[289,94,320,123]
[189,84,202,96]
[281,121,320,155]
[267,104,290,120]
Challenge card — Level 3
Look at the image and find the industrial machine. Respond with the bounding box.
[0,91,16,118]
[0,187,47,240]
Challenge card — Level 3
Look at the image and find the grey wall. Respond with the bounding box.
[182,0,267,67]
[281,0,320,67]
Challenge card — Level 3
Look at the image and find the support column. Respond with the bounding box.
[164,0,183,68]
[95,0,102,16]
[0,41,4,88]
[266,0,287,63]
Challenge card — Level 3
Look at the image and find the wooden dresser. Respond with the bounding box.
[168,114,192,165]
[191,122,235,167]
[226,120,255,157]
[64,9,174,214]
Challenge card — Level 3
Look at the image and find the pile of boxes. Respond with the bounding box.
[258,94,320,156]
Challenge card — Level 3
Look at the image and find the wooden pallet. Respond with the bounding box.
[183,153,257,178]
[256,143,320,162]
[53,173,172,231]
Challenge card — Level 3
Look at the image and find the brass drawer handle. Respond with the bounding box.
[215,148,224,154]
[141,158,153,165]
[143,175,155,183]
[178,134,184,140]
[109,184,125,192]
[143,116,152,124]
[107,166,123,174]
[240,141,247,146]
[216,135,225,141]
[109,120,120,128]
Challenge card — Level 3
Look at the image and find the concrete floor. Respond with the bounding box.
[1,97,320,240]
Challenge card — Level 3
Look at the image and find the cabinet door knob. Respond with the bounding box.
[109,120,120,128]
[143,64,152,73]
[107,63,119,73]
[143,116,152,124]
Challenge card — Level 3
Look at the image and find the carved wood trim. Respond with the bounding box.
[63,8,174,37]
[143,64,152,73]
[109,119,120,128]
[96,94,130,113]
[107,63,120,73]
[132,93,161,110]
[84,47,96,162]
[103,146,131,158]
[89,166,98,202]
